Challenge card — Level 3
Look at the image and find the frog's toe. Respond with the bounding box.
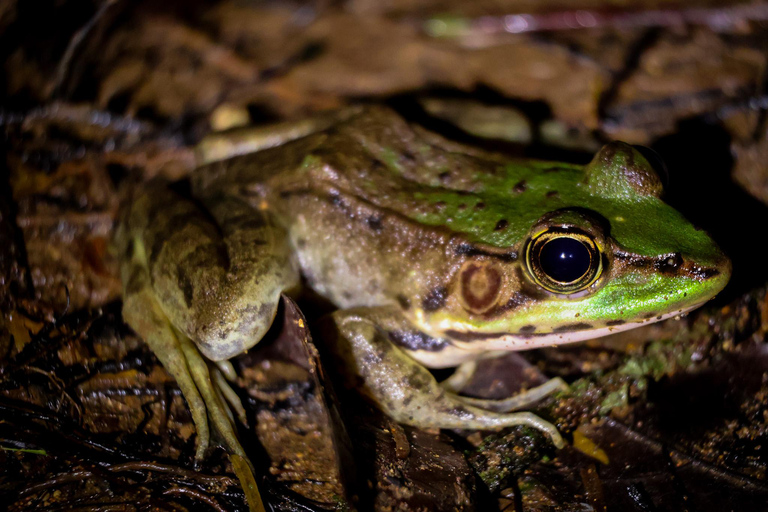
[122,292,212,461]
[440,361,477,393]
[213,366,249,427]
[216,360,239,382]
[122,289,264,510]
[451,377,570,413]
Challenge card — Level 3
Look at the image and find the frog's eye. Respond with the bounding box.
[525,230,602,294]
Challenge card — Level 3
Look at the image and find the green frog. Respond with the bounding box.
[115,106,730,504]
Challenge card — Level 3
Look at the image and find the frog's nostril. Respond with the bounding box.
[655,252,682,274]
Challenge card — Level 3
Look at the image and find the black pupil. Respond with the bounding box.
[539,237,591,283]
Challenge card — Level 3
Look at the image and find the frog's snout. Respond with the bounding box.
[676,249,731,305]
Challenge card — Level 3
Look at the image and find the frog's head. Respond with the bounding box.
[413,142,731,351]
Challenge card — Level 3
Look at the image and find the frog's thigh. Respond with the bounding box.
[134,189,298,361]
[329,308,564,448]
[196,107,362,165]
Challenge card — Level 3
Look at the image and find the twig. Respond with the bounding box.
[52,0,121,97]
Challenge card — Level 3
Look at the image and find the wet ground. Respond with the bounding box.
[2,1,768,510]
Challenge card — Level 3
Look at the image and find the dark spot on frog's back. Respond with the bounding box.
[400,151,416,165]
[149,212,202,263]
[655,252,682,274]
[232,303,274,338]
[690,265,720,280]
[494,219,508,231]
[254,302,274,322]
[494,291,533,314]
[546,191,559,199]
[176,266,195,306]
[606,319,625,326]
[396,294,411,310]
[615,252,650,268]
[422,285,448,312]
[371,158,386,171]
[519,325,536,333]
[513,181,527,193]
[367,215,383,232]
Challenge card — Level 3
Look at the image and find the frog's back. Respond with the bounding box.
[194,107,582,247]
[192,107,586,309]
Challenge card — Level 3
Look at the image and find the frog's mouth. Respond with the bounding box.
[441,304,702,351]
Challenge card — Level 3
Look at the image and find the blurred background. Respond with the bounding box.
[2,1,768,511]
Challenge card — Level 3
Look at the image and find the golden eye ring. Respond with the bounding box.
[524,229,603,294]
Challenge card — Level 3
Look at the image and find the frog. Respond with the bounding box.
[115,105,730,506]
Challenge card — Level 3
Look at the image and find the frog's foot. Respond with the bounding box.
[328,308,565,448]
[174,328,246,459]
[442,361,569,413]
[116,185,297,512]
[175,331,267,512]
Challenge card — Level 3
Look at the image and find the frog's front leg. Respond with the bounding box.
[326,308,564,448]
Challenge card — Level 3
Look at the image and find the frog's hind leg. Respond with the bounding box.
[327,308,564,448]
[117,186,295,512]
[441,361,569,413]
[121,251,265,512]
[196,107,363,165]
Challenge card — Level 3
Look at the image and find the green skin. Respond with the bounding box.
[116,106,731,463]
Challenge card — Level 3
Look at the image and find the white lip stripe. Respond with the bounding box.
[447,305,700,352]
[405,302,705,369]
